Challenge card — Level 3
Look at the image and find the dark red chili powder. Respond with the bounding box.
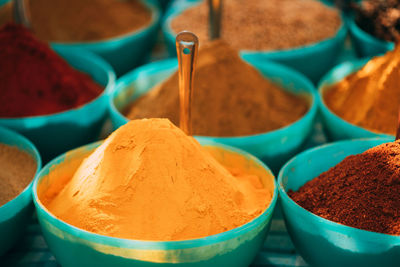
[289,141,400,235]
[0,23,103,118]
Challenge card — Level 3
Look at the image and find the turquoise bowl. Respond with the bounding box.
[318,58,392,141]
[109,58,317,173]
[33,139,278,266]
[278,138,399,267]
[51,0,161,76]
[0,126,41,256]
[0,47,116,162]
[162,0,347,83]
[347,15,394,58]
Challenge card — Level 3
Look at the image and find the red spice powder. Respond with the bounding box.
[289,141,400,235]
[0,23,103,118]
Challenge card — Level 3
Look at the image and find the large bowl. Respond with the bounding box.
[162,0,347,83]
[109,58,317,173]
[33,139,278,266]
[347,14,394,58]
[318,58,392,141]
[278,138,399,267]
[0,126,41,256]
[51,0,161,76]
[0,47,116,162]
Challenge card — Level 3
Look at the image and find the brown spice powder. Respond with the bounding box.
[0,1,12,27]
[171,0,341,51]
[0,143,37,206]
[324,44,400,135]
[289,141,400,235]
[126,40,309,137]
[28,0,152,42]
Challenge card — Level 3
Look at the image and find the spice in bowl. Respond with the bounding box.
[289,140,400,235]
[0,23,103,118]
[28,0,152,42]
[171,0,341,51]
[40,118,273,241]
[353,0,400,42]
[323,44,400,135]
[126,40,309,137]
[0,144,37,206]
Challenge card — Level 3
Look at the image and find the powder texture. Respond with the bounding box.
[29,0,152,42]
[0,23,103,117]
[126,41,309,137]
[289,140,400,235]
[44,119,271,241]
[171,0,341,51]
[0,144,37,206]
[324,44,400,135]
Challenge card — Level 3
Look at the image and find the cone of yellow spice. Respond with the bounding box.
[40,119,273,241]
[324,44,400,135]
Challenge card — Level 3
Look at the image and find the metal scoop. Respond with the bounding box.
[13,0,31,28]
[208,0,222,40]
[176,31,199,135]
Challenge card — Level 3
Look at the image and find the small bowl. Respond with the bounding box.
[162,0,347,83]
[109,58,317,173]
[318,58,392,141]
[278,137,399,267]
[347,14,394,58]
[33,139,278,266]
[0,47,116,162]
[0,126,41,256]
[51,0,161,76]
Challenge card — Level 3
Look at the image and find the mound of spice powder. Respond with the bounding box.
[126,41,309,137]
[324,43,400,135]
[28,0,152,42]
[171,0,341,51]
[289,141,400,235]
[41,119,272,241]
[0,23,103,118]
[353,0,400,42]
[0,144,37,206]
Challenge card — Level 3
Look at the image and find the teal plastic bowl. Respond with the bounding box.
[0,47,116,162]
[0,126,41,256]
[51,0,161,76]
[318,58,392,141]
[347,15,394,58]
[109,58,317,173]
[278,138,399,267]
[33,139,278,266]
[162,0,347,83]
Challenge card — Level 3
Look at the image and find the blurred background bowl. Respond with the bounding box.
[33,139,277,267]
[0,126,41,256]
[109,58,317,173]
[278,138,399,267]
[0,47,116,162]
[318,58,392,141]
[162,0,347,83]
[346,14,394,58]
[51,0,161,76]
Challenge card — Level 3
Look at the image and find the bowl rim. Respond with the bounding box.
[32,139,278,249]
[0,47,116,121]
[162,0,347,57]
[346,13,395,51]
[110,57,318,141]
[37,0,161,46]
[0,126,42,215]
[317,57,393,138]
[277,137,400,241]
